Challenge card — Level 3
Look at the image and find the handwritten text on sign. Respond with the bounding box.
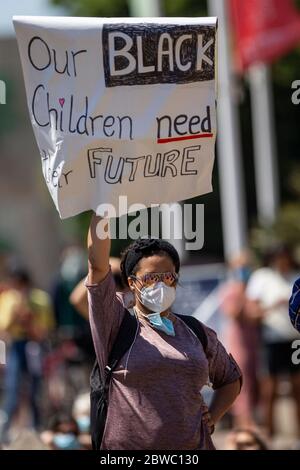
[14,17,217,218]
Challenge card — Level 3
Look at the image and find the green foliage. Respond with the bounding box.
[52,0,207,16]
[52,0,129,16]
[250,202,300,262]
[163,0,207,16]
[273,47,300,86]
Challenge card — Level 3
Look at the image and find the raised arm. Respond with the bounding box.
[87,213,111,284]
[86,214,123,374]
[69,277,89,319]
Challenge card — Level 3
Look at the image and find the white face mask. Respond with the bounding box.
[136,281,176,313]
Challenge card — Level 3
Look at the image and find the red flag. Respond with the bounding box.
[230,0,300,71]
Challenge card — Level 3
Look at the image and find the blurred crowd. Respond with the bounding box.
[220,244,300,449]
[0,242,299,450]
[0,246,93,449]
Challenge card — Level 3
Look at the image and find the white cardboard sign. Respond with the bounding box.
[14,16,217,218]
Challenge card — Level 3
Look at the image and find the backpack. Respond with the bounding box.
[90,309,208,450]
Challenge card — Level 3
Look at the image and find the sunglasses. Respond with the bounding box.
[130,272,179,287]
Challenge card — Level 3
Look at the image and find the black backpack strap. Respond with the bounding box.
[102,309,138,393]
[174,313,208,353]
[106,308,138,374]
[90,308,138,450]
[90,308,138,390]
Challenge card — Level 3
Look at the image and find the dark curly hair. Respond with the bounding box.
[120,238,180,287]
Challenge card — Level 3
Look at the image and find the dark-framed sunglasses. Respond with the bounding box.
[130,272,179,287]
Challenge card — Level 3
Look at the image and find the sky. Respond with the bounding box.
[0,0,68,37]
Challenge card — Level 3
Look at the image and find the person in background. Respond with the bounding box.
[40,412,81,450]
[225,427,269,450]
[220,252,260,427]
[289,278,300,333]
[72,392,91,450]
[246,244,300,438]
[69,257,132,320]
[0,268,55,444]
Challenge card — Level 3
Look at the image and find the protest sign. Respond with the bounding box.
[14,16,217,218]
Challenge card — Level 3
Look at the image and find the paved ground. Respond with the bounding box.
[214,396,299,450]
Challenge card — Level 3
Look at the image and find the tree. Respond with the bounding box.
[52,0,207,17]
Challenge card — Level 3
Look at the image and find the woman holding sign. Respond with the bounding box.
[86,213,242,450]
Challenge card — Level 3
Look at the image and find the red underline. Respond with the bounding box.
[157,133,214,144]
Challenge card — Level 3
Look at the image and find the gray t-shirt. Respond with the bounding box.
[86,269,241,450]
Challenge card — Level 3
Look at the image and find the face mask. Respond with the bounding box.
[135,281,176,336]
[53,433,80,450]
[137,281,176,314]
[147,312,175,336]
[76,415,90,433]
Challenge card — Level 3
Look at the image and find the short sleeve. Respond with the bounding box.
[85,268,125,377]
[203,324,243,391]
[246,270,268,301]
